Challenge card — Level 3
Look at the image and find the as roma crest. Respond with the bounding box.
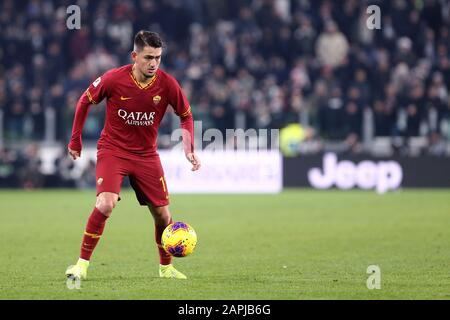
[153,95,161,105]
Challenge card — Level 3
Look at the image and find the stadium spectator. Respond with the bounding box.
[0,147,16,188]
[76,159,96,189]
[16,143,44,189]
[316,20,350,69]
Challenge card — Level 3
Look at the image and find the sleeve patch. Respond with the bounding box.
[93,77,101,88]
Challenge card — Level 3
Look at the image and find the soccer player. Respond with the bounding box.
[65,31,201,281]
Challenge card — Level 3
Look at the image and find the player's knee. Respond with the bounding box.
[96,195,117,216]
[99,203,115,216]
[96,202,115,216]
[148,204,170,223]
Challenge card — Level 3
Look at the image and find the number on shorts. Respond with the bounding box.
[159,176,167,194]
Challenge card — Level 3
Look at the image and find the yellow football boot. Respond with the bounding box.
[65,258,89,280]
[159,264,187,280]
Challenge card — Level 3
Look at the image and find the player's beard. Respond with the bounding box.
[144,67,157,78]
[136,65,156,79]
[144,72,155,78]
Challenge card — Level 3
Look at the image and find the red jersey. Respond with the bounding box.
[69,64,194,159]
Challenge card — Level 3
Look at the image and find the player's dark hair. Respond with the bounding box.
[134,30,164,51]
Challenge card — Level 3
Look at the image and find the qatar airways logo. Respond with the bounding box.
[118,109,155,126]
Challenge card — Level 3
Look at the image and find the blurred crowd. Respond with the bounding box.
[1,0,450,187]
[0,142,134,189]
[0,143,84,188]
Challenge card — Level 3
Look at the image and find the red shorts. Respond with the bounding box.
[95,150,169,207]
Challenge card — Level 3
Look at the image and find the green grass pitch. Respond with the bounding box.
[0,189,449,300]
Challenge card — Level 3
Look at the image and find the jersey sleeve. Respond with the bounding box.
[68,71,113,153]
[167,75,195,154]
[167,76,191,118]
[84,71,112,104]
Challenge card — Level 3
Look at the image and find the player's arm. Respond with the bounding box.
[180,110,201,171]
[68,75,109,160]
[168,76,201,171]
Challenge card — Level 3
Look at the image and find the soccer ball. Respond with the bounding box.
[161,221,198,257]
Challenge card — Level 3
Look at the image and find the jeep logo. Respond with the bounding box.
[308,153,403,194]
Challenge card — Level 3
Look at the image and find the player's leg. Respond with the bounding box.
[129,156,186,279]
[80,192,118,260]
[148,204,186,280]
[148,204,172,266]
[66,192,118,280]
[66,152,125,280]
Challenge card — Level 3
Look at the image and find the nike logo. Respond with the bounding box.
[120,96,132,100]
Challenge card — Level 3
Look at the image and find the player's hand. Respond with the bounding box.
[186,153,201,171]
[68,147,80,160]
